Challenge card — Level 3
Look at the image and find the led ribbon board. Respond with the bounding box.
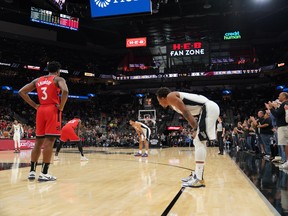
[90,0,152,18]
[224,31,241,40]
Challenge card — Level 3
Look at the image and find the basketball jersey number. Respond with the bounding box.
[41,87,48,100]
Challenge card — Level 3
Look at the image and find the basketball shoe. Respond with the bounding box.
[27,171,36,180]
[80,156,89,161]
[38,173,57,181]
[134,152,142,157]
[182,174,205,188]
[141,153,148,157]
[181,171,195,182]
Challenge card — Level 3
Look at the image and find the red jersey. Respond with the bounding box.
[36,75,60,105]
[66,118,80,129]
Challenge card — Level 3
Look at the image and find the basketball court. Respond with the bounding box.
[0,147,280,216]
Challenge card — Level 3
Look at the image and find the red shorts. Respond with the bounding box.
[60,125,80,142]
[36,105,62,137]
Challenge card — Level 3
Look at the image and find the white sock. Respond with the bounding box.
[193,136,206,180]
[145,150,148,154]
[195,163,204,180]
[139,150,142,154]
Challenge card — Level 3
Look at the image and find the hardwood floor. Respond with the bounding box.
[0,147,280,216]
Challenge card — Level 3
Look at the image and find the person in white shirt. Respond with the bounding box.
[9,120,23,153]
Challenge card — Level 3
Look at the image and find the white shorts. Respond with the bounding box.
[198,100,220,141]
[141,128,151,141]
[277,126,288,145]
[13,134,21,142]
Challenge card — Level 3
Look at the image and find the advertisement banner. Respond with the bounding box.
[126,37,147,48]
[0,139,36,151]
[166,41,209,58]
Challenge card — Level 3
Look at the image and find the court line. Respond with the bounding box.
[62,149,194,171]
[161,187,186,216]
[3,149,191,215]
[91,156,192,215]
[93,156,194,172]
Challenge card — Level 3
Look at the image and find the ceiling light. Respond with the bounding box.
[203,1,211,9]
[203,3,211,9]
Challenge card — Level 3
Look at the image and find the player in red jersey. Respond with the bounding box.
[19,61,68,181]
[54,117,88,161]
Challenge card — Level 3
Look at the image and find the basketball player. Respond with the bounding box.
[156,87,220,188]
[19,61,68,181]
[9,120,24,153]
[54,117,88,161]
[129,119,151,157]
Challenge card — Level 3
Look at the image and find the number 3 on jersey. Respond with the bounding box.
[41,87,48,100]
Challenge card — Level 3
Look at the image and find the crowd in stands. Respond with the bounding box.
[1,64,284,154]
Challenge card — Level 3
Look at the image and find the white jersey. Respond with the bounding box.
[171,92,220,141]
[136,121,151,141]
[216,122,224,132]
[170,92,209,116]
[13,124,22,136]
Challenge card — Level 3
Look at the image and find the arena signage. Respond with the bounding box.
[60,69,69,74]
[126,37,147,48]
[224,31,241,40]
[90,0,151,18]
[167,42,207,57]
[167,126,182,130]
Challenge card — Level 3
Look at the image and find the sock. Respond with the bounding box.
[194,136,207,181]
[139,150,142,154]
[30,161,37,172]
[195,163,204,180]
[78,142,84,157]
[55,141,64,156]
[145,150,148,154]
[41,163,50,174]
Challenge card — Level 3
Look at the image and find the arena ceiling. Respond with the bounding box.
[0,0,288,67]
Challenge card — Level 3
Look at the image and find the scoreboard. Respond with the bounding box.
[30,7,79,31]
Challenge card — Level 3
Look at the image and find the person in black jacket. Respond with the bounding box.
[265,92,288,170]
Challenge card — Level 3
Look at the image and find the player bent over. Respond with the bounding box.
[156,87,220,188]
[54,117,88,161]
[129,120,151,157]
